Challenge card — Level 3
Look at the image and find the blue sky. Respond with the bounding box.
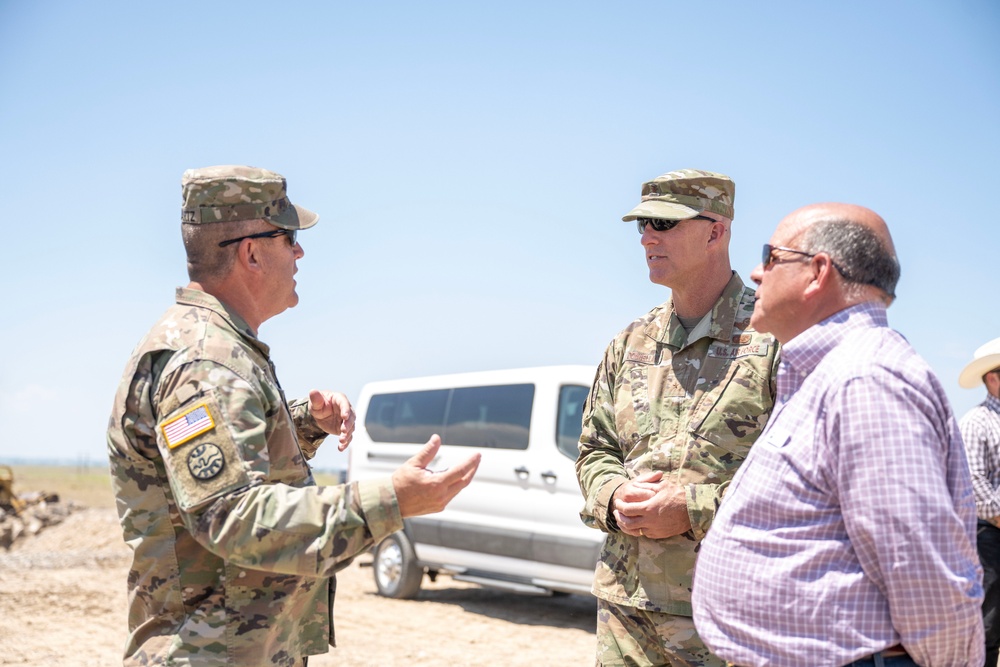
[1,1,997,472]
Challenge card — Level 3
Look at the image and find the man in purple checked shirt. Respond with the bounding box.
[691,203,984,667]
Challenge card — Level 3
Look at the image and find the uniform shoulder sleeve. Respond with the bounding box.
[153,353,261,513]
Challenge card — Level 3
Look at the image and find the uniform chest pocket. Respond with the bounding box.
[623,362,688,443]
[689,362,772,461]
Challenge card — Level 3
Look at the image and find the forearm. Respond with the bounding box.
[879,510,984,666]
[686,481,727,540]
[839,377,984,665]
[577,350,629,532]
[577,440,629,533]
[970,475,1000,520]
[189,477,402,576]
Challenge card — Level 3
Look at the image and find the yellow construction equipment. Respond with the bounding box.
[0,465,26,515]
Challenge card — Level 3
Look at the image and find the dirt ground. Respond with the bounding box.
[0,469,597,667]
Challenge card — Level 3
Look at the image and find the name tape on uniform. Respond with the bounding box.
[161,403,216,449]
[707,342,770,359]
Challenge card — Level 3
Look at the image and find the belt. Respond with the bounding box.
[881,644,908,657]
[726,646,909,667]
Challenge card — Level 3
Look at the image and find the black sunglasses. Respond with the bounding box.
[761,244,855,280]
[218,228,297,248]
[635,215,716,234]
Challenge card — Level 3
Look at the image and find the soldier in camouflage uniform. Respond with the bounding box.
[576,169,778,667]
[107,165,480,667]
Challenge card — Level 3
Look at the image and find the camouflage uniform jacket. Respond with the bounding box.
[107,287,402,666]
[576,272,778,616]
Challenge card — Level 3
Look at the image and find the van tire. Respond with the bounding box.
[373,531,423,599]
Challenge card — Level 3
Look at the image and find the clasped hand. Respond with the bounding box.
[612,471,691,540]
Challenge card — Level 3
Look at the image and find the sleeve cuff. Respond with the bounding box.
[357,477,403,542]
[594,475,629,532]
[288,397,329,460]
[687,483,722,541]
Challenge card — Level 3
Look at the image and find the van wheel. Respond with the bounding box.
[373,531,423,599]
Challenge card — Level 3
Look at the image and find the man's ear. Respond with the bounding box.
[706,220,729,248]
[802,253,837,298]
[238,239,262,272]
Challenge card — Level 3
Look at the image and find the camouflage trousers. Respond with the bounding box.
[595,598,724,667]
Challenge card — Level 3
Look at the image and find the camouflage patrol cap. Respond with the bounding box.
[180,165,319,230]
[621,169,735,222]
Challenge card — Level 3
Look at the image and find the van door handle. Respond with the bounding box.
[540,471,557,483]
[514,466,529,480]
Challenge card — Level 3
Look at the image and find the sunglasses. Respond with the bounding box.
[760,244,817,267]
[635,215,716,234]
[761,244,854,279]
[218,228,297,248]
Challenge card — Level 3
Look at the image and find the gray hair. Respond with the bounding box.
[182,219,267,282]
[799,219,900,299]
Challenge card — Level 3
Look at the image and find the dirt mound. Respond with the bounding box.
[2,507,129,569]
[1,498,76,551]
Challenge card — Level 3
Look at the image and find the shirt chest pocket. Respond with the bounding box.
[689,362,772,461]
[619,361,688,444]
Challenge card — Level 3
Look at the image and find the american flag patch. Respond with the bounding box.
[161,403,215,449]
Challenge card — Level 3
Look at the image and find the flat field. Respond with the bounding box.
[0,466,596,667]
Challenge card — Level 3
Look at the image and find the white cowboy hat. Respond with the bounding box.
[959,336,1000,389]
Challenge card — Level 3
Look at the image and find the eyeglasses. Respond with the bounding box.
[635,215,716,234]
[218,228,297,248]
[761,244,817,267]
[761,243,853,279]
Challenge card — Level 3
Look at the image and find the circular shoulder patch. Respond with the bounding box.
[187,443,225,481]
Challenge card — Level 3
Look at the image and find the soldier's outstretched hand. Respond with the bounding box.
[392,435,481,518]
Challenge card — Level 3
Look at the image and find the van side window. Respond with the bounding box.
[364,385,534,449]
[444,384,534,450]
[365,389,449,443]
[556,384,590,460]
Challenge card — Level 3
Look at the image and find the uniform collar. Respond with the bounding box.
[651,272,745,349]
[175,286,270,356]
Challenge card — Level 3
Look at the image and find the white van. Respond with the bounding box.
[348,365,602,599]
